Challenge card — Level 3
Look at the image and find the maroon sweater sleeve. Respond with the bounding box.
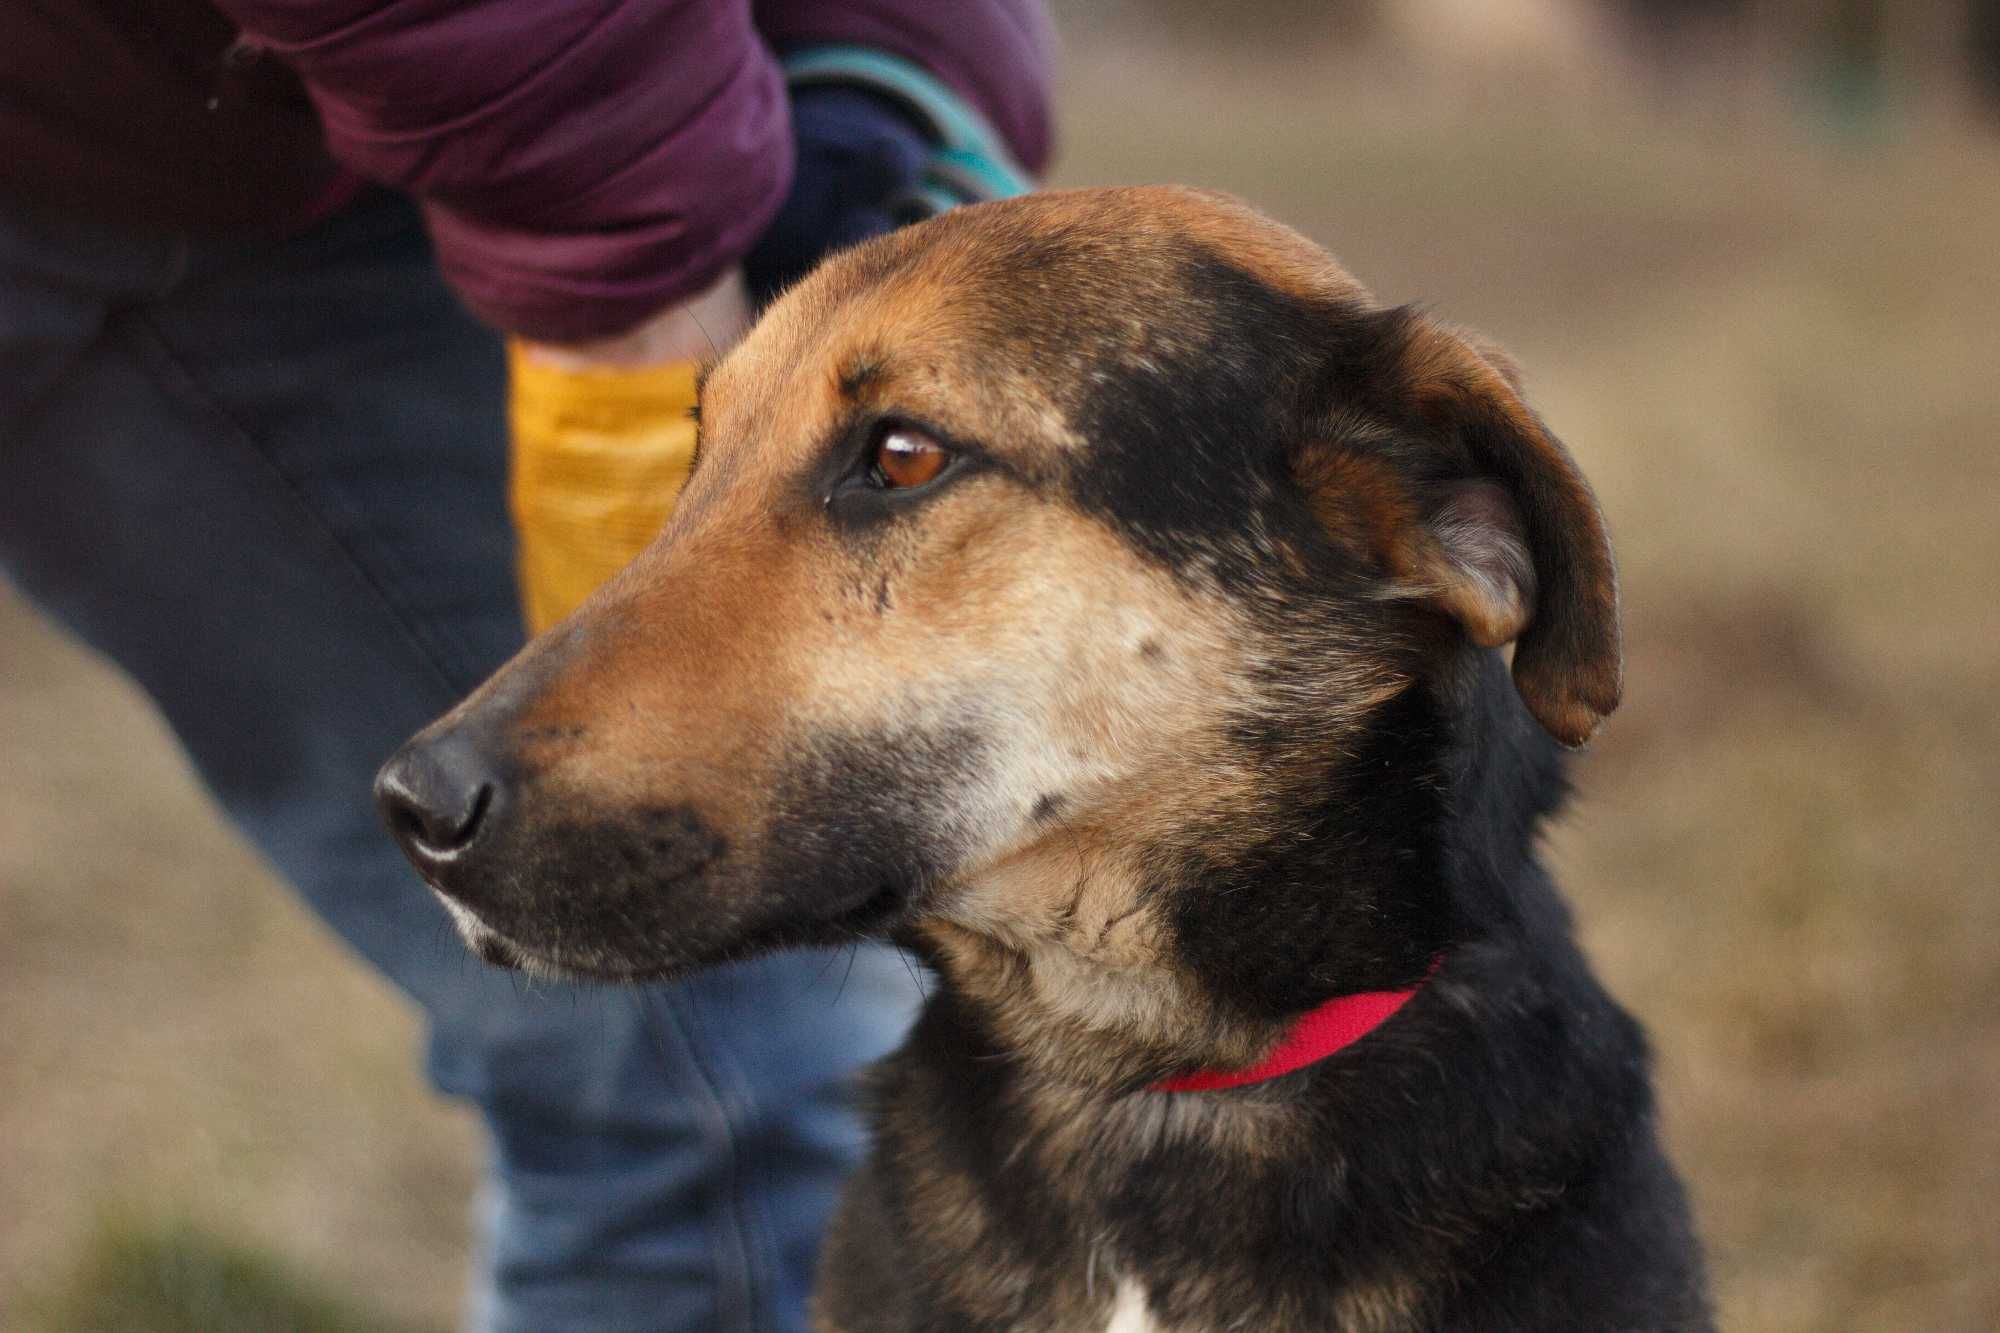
[209,0,1051,341]
[209,0,788,341]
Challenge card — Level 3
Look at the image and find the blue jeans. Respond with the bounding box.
[0,192,914,1332]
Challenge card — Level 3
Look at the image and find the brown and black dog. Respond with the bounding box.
[378,187,1709,1331]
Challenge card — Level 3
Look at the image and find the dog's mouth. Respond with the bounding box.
[436,899,659,983]
[777,881,913,944]
[431,894,559,978]
[433,879,918,983]
[468,926,528,970]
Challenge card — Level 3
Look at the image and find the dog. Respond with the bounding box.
[377,186,1711,1331]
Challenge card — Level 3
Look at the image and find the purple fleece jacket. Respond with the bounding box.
[0,1,1052,341]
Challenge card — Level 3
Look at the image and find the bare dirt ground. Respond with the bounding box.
[4,39,1997,1333]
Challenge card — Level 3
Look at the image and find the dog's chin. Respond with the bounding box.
[434,895,562,979]
[433,883,917,984]
[441,908,643,983]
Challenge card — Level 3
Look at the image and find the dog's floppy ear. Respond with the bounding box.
[1300,309,1622,746]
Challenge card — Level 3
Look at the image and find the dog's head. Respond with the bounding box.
[378,187,1618,1075]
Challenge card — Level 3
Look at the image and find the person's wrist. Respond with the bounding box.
[517,266,752,370]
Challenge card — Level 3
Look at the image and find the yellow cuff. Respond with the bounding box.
[507,343,701,634]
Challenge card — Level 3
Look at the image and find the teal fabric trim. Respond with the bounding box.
[782,45,1034,204]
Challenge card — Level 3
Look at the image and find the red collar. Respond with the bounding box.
[1151,960,1439,1093]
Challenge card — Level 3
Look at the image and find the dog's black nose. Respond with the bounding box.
[375,734,501,871]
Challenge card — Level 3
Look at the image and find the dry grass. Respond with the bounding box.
[3,36,1996,1333]
[0,591,475,1330]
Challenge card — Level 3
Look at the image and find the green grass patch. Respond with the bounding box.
[19,1217,441,1333]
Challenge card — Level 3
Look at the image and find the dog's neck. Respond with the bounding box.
[856,659,1674,1331]
[916,660,1552,1096]
[912,916,1266,1092]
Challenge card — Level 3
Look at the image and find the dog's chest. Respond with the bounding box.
[1103,1278,1166,1333]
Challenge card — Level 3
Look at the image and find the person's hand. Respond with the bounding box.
[516,266,753,371]
[508,268,751,635]
[507,49,1033,637]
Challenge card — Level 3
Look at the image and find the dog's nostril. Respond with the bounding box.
[376,737,502,864]
[387,780,490,854]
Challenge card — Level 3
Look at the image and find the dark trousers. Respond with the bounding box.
[0,191,912,1332]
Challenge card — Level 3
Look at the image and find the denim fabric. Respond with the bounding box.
[0,191,917,1332]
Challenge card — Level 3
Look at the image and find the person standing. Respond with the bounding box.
[0,3,1050,1329]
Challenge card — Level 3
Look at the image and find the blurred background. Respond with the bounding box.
[3,1,1996,1329]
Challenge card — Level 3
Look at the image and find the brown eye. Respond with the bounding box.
[872,428,951,490]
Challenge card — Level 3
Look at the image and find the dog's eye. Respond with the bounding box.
[869,428,952,490]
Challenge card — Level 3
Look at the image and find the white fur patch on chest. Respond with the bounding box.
[1103,1278,1164,1332]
